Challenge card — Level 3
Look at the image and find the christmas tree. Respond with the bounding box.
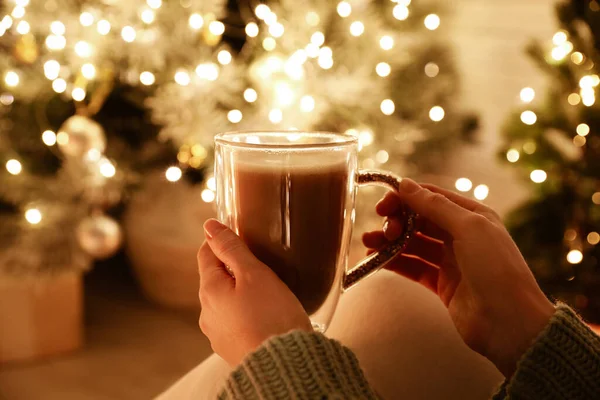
[500,0,600,321]
[0,0,473,277]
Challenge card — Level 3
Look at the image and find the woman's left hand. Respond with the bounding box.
[198,219,312,367]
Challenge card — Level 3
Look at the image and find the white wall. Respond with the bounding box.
[443,0,557,215]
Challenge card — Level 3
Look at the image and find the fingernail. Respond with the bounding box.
[399,178,420,193]
[204,219,226,239]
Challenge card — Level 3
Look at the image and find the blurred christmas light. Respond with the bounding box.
[201,189,215,203]
[424,14,440,30]
[568,93,581,105]
[99,158,116,178]
[566,249,583,264]
[50,20,65,35]
[359,130,374,147]
[306,11,320,26]
[380,99,395,115]
[305,43,319,57]
[56,132,68,145]
[245,22,258,37]
[565,229,577,241]
[97,19,111,35]
[255,4,271,19]
[25,208,42,225]
[165,166,182,182]
[337,2,352,17]
[43,60,60,80]
[12,6,25,18]
[147,0,162,9]
[593,192,600,205]
[140,71,155,85]
[227,109,243,123]
[300,95,315,112]
[269,108,283,123]
[474,184,489,200]
[582,88,596,106]
[42,130,56,146]
[551,41,573,61]
[523,141,537,154]
[571,52,584,65]
[1,16,13,30]
[588,232,600,245]
[520,110,537,125]
[4,71,19,87]
[74,40,92,57]
[46,34,66,50]
[52,78,67,93]
[318,56,333,69]
[80,12,94,26]
[195,63,219,81]
[244,88,257,102]
[189,13,203,29]
[424,62,439,77]
[71,87,86,101]
[552,31,567,45]
[121,26,136,42]
[81,63,96,79]
[530,169,547,183]
[380,35,394,50]
[506,149,520,162]
[263,37,276,51]
[350,21,364,36]
[269,22,284,37]
[520,87,535,103]
[207,177,216,191]
[0,94,13,106]
[375,150,389,164]
[16,20,30,34]
[209,21,225,36]
[141,9,155,24]
[311,32,325,46]
[376,62,391,77]
[429,106,445,121]
[579,75,599,88]
[573,135,586,147]
[455,178,472,192]
[217,50,232,65]
[393,5,409,20]
[264,12,277,26]
[6,159,22,175]
[577,123,590,136]
[175,70,191,85]
[16,0,30,7]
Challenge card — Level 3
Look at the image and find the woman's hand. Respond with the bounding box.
[198,219,312,367]
[363,179,555,377]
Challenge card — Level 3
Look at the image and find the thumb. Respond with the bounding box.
[203,219,260,277]
[396,178,472,238]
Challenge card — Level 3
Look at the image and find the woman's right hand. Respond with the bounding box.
[363,178,555,378]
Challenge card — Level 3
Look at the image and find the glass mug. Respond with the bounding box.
[214,131,416,331]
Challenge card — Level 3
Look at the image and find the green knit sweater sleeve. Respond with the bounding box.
[217,330,379,400]
[493,304,600,399]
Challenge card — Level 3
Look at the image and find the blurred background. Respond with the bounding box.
[1,0,599,398]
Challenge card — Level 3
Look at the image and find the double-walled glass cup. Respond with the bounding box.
[214,131,416,331]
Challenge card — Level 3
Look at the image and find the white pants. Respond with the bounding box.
[157,271,504,399]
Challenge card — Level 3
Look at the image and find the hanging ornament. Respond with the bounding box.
[57,115,106,158]
[13,34,39,64]
[76,214,122,259]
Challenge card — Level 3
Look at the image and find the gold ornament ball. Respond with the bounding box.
[57,115,106,158]
[77,214,122,259]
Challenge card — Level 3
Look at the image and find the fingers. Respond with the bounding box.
[203,219,260,276]
[197,241,234,294]
[386,255,439,293]
[376,191,402,217]
[421,183,499,221]
[395,179,472,237]
[362,231,445,267]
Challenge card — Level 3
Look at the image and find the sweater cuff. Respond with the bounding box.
[503,304,600,399]
[219,330,379,400]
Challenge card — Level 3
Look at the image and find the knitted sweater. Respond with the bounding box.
[218,305,600,399]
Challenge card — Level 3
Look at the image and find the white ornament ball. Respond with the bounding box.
[77,214,122,259]
[57,115,106,158]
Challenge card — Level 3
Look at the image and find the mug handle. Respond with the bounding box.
[343,170,418,291]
